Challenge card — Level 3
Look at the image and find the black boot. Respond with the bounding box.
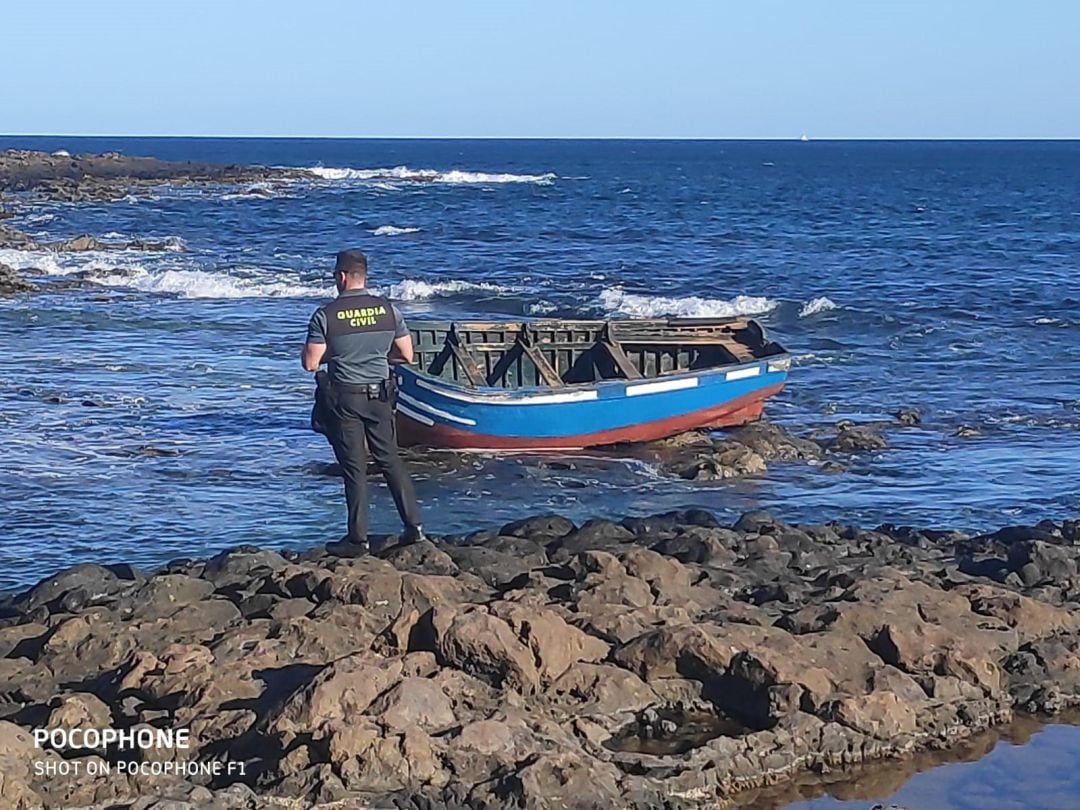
[326,536,369,557]
[400,525,427,545]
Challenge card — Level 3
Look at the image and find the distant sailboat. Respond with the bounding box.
[800,133,809,142]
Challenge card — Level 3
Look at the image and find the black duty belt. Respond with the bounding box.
[334,380,393,399]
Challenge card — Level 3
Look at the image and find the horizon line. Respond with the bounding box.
[2,133,1079,142]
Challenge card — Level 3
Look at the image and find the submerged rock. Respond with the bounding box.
[829,422,889,453]
[0,263,35,295]
[1,510,1079,808]
[894,407,922,426]
[650,420,823,481]
[0,148,312,203]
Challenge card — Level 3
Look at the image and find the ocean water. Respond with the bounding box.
[1,137,1078,590]
[772,719,1080,810]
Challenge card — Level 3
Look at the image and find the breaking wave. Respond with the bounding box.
[92,267,330,299]
[0,249,85,276]
[1,247,526,303]
[597,288,777,319]
[371,225,422,236]
[308,165,556,185]
[220,182,292,201]
[383,279,515,301]
[527,300,558,316]
[0,249,330,299]
[799,296,839,317]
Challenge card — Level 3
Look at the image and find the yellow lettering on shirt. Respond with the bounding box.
[338,305,388,322]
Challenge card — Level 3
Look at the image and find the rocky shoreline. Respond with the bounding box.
[1,507,1078,809]
[0,148,311,204]
[0,148,316,295]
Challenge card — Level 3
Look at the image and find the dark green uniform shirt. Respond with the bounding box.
[307,288,408,385]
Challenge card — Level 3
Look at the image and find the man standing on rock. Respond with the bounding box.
[302,249,424,554]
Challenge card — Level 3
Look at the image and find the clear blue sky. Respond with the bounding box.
[2,0,1077,138]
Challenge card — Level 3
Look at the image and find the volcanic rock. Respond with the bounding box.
[0,509,1078,808]
[0,263,36,295]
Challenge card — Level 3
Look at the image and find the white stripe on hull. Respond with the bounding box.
[398,391,477,425]
[414,378,599,405]
[726,366,762,381]
[396,404,434,426]
[626,377,699,396]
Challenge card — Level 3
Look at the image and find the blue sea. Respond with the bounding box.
[1,137,1077,591]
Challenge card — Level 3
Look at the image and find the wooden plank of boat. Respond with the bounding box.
[446,329,486,387]
[394,316,791,451]
[519,331,565,387]
[601,338,643,380]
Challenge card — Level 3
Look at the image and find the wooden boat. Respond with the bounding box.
[394,317,790,451]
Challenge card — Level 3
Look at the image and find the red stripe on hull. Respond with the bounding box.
[397,383,785,450]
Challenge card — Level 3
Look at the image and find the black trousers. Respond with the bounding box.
[329,389,421,543]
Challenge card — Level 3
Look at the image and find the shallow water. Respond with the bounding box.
[1,138,1078,590]
[760,717,1080,810]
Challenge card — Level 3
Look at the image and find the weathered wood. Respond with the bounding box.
[519,337,565,387]
[601,340,643,380]
[486,342,524,387]
[411,317,773,387]
[447,330,487,387]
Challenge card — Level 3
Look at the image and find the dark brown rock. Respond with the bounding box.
[1,509,1078,809]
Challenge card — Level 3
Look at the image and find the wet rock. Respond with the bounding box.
[202,547,288,591]
[548,518,636,559]
[0,148,311,203]
[53,234,106,251]
[0,263,36,295]
[894,407,922,425]
[651,421,828,482]
[500,514,576,538]
[829,423,888,453]
[122,574,216,619]
[673,441,767,480]
[727,420,825,460]
[0,224,39,250]
[16,563,134,613]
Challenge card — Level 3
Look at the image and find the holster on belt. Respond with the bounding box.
[311,370,334,436]
[334,379,393,402]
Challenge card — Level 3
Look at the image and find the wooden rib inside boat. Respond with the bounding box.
[409,317,787,388]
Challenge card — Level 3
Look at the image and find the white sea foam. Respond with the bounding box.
[221,182,286,201]
[799,296,839,317]
[371,225,422,236]
[92,266,331,299]
[597,288,777,319]
[23,213,56,224]
[0,249,79,276]
[309,165,556,185]
[527,300,558,315]
[384,279,512,301]
[0,248,329,299]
